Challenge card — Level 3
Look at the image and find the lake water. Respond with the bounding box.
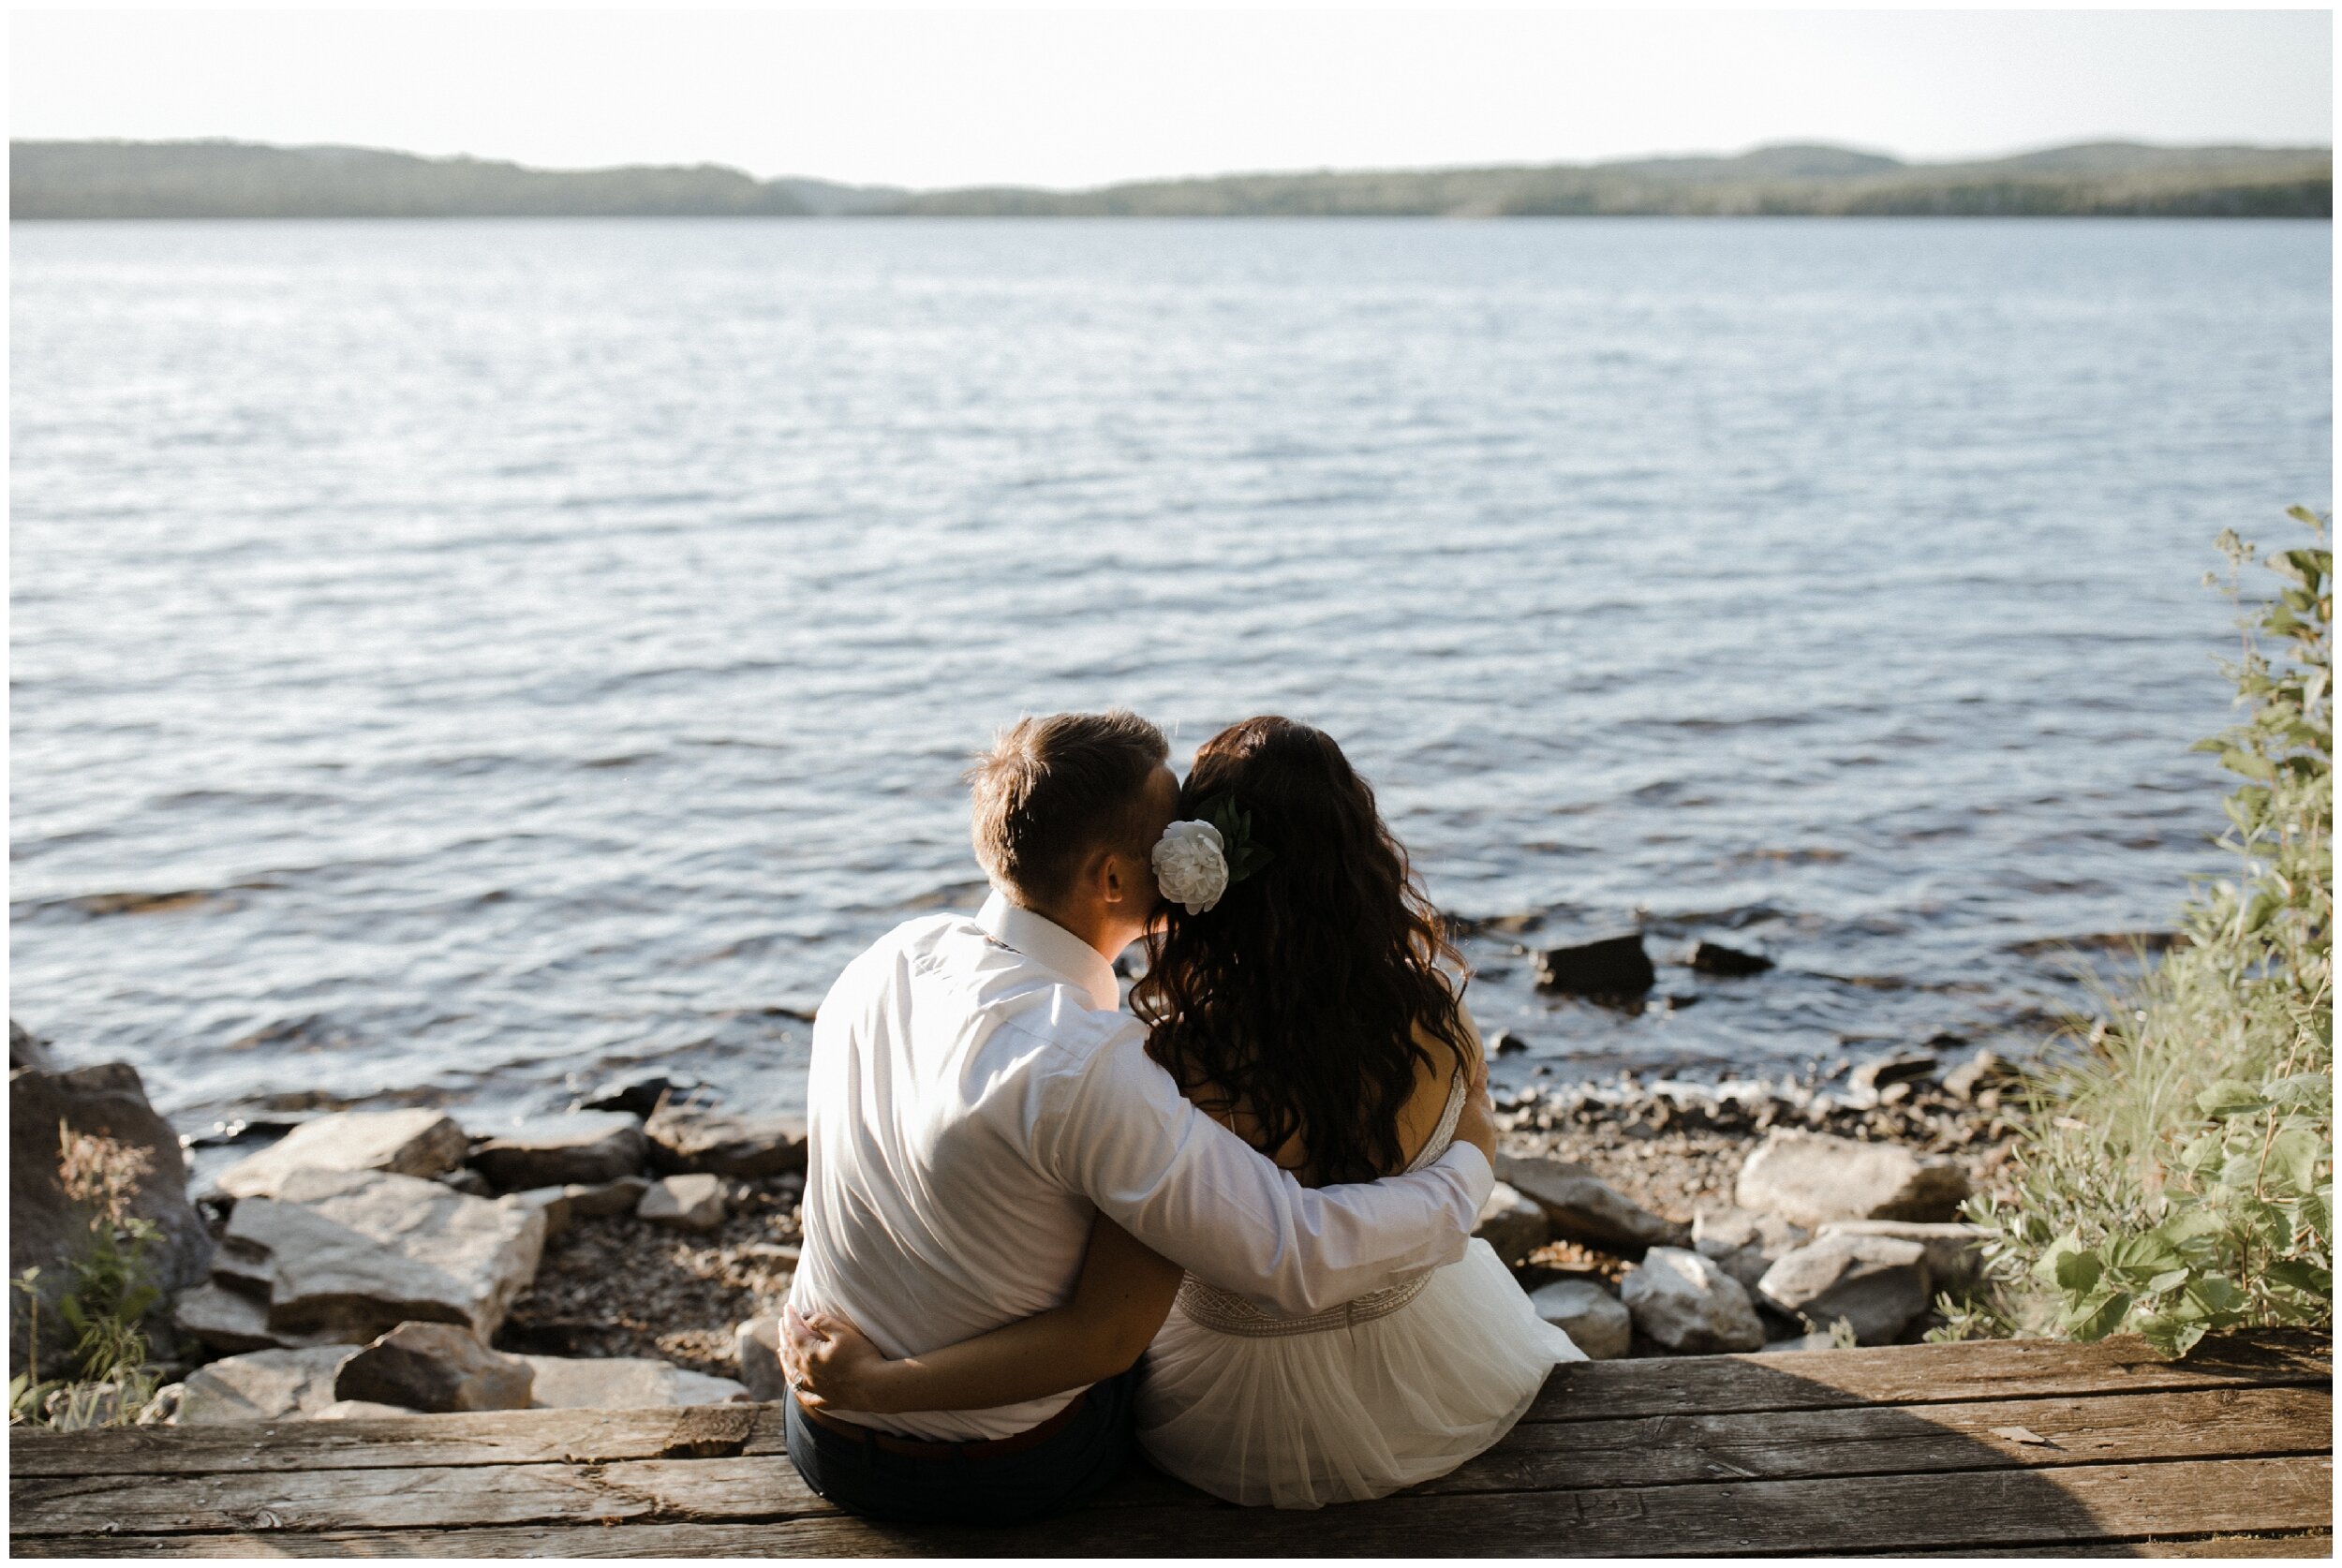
[10,217,2331,1138]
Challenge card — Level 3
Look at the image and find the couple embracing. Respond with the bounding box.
[778,710,1584,1521]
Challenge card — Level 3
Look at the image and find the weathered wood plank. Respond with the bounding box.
[1419,1383,2332,1494]
[20,1382,2323,1536]
[8,1403,787,1478]
[1521,1329,2330,1423]
[13,1457,2331,1558]
[15,1330,2326,1480]
[1896,1533,2335,1558]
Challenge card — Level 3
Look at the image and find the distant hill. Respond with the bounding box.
[11,138,2330,219]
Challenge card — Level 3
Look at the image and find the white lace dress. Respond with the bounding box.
[1134,1075,1587,1509]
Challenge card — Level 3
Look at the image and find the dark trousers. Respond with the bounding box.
[783,1368,1140,1527]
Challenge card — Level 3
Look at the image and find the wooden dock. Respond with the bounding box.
[11,1329,2332,1557]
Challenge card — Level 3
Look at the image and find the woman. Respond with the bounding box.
[786,717,1583,1508]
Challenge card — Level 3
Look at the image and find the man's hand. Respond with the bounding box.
[1453,1051,1497,1164]
[778,1304,897,1413]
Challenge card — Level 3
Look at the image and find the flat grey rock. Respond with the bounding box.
[1473,1181,1549,1267]
[1756,1233,1932,1345]
[469,1113,646,1191]
[1621,1246,1765,1354]
[1815,1220,1991,1293]
[174,1347,356,1424]
[223,1167,546,1340]
[1735,1131,1970,1228]
[1762,1330,1840,1353]
[213,1110,471,1201]
[1498,1153,1689,1254]
[734,1316,789,1402]
[1692,1205,1811,1291]
[564,1175,650,1218]
[522,1354,749,1409]
[334,1321,536,1413]
[171,1280,341,1354]
[639,1173,727,1232]
[1527,1278,1632,1360]
[313,1399,422,1420]
[500,1186,573,1238]
[645,1103,808,1177]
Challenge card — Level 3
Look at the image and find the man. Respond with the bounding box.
[782,710,1497,1525]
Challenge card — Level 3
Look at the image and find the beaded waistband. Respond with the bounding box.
[1174,1270,1434,1339]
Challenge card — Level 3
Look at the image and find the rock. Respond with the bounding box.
[334,1322,536,1413]
[10,1020,55,1072]
[500,1186,574,1238]
[1815,1220,1992,1293]
[138,1383,185,1425]
[313,1399,422,1420]
[174,1346,356,1424]
[1848,1053,1939,1099]
[1692,1206,1811,1291]
[213,1110,470,1200]
[1735,1131,1971,1227]
[1621,1247,1766,1354]
[639,1173,727,1232]
[172,1280,342,1354]
[438,1169,493,1197]
[469,1113,646,1191]
[1762,1330,1840,1353]
[522,1355,749,1409]
[1527,1279,1632,1360]
[1756,1234,1932,1346]
[1473,1181,1549,1267]
[579,1072,697,1118]
[10,1059,213,1367]
[1532,933,1655,997]
[222,1167,546,1340]
[1496,1153,1689,1255]
[1489,1029,1529,1056]
[1689,940,1773,977]
[644,1103,807,1177]
[1941,1049,2010,1102]
[564,1176,649,1218]
[734,1316,789,1401]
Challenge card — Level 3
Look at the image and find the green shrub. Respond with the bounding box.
[1949,509,2332,1356]
[8,1123,167,1427]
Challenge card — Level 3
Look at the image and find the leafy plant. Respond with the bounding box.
[1953,510,2332,1356]
[9,1124,168,1426]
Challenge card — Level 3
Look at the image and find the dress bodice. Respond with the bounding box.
[1173,1072,1472,1338]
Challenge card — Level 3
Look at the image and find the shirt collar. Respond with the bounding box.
[976,890,1122,1012]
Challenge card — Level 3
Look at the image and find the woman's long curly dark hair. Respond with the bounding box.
[1132,717,1474,1187]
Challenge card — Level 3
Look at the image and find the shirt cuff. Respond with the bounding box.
[1432,1140,1494,1209]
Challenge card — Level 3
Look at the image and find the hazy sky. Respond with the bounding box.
[12,7,2333,189]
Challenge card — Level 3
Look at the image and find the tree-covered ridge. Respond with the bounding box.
[12,138,2332,219]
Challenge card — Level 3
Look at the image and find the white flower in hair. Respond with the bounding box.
[1152,819,1230,916]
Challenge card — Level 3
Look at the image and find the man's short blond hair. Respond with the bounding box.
[967,710,1170,906]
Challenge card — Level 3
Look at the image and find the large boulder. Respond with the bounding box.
[1473,1182,1549,1267]
[1692,1206,1811,1291]
[1755,1234,1933,1345]
[221,1167,546,1340]
[213,1110,471,1201]
[639,1174,727,1233]
[468,1113,646,1191]
[1814,1220,1991,1294]
[333,1322,535,1413]
[1735,1131,1970,1227]
[1621,1247,1766,1354]
[522,1355,749,1409]
[1527,1279,1632,1360]
[174,1347,356,1424]
[1497,1153,1689,1255]
[645,1102,807,1177]
[10,1060,213,1364]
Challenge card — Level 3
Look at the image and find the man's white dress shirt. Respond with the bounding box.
[788,891,1495,1441]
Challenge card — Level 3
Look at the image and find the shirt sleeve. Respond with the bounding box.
[1030,1026,1494,1318]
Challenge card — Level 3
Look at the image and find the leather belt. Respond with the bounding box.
[793,1386,1089,1461]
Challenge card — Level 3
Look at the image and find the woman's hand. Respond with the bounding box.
[778,1304,900,1413]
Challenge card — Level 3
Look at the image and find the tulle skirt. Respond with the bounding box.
[1134,1238,1586,1510]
